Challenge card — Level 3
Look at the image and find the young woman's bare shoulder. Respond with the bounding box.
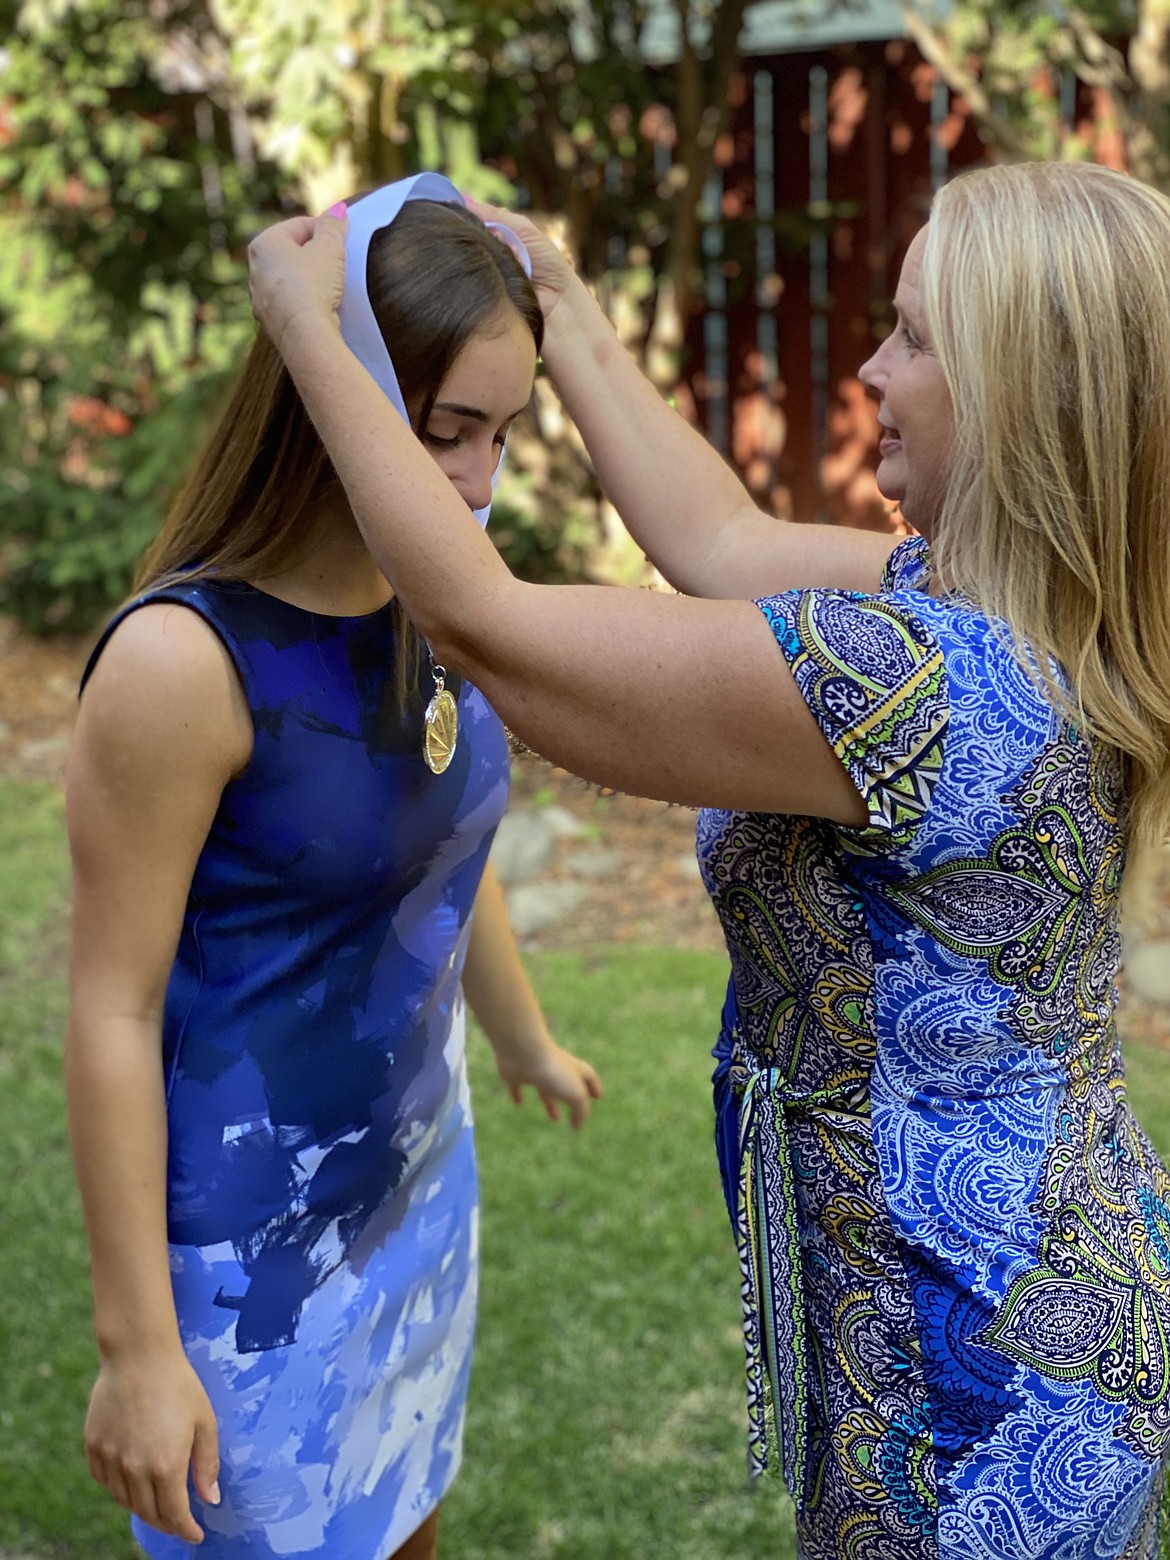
[75,601,252,792]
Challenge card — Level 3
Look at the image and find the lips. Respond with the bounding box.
[878,420,901,456]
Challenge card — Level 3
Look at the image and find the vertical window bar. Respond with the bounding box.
[701,165,729,455]
[606,155,626,268]
[931,76,949,192]
[809,64,830,521]
[754,69,779,387]
[1061,68,1077,133]
[754,68,779,492]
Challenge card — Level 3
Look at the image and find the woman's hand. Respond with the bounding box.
[85,1350,221,1543]
[246,208,348,359]
[464,198,581,343]
[494,1035,603,1131]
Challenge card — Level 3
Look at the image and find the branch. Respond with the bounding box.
[1062,2,1170,186]
[900,2,1031,158]
[1131,0,1170,98]
[706,0,750,147]
[1064,7,1138,122]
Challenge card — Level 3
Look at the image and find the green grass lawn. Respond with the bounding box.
[4,772,1170,1559]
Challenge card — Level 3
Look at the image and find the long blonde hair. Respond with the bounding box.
[923,161,1170,848]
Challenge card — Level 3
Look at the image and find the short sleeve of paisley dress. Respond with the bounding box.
[754,557,949,856]
[696,533,1170,1560]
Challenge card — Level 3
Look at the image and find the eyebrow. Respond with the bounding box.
[432,400,529,423]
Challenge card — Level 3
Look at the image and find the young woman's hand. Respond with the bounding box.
[464,198,581,343]
[494,1037,602,1131]
[85,1350,221,1543]
[247,208,348,359]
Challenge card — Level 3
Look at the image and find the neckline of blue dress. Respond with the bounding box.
[209,576,399,625]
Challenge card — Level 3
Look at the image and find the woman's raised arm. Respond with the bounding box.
[467,199,898,600]
[248,214,870,825]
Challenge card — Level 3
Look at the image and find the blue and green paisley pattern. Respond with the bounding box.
[698,537,1170,1559]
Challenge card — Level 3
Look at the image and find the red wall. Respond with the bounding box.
[686,40,987,529]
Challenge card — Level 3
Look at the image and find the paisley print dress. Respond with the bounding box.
[82,579,510,1559]
[699,537,1170,1560]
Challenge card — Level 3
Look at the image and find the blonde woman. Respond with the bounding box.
[247,161,1170,1558]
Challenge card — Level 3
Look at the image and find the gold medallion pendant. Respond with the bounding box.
[423,662,458,774]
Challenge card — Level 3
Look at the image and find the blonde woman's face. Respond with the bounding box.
[859,227,954,536]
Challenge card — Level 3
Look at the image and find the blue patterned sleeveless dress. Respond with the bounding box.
[82,578,510,1560]
[699,537,1170,1559]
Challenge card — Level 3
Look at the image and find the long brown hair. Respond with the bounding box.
[135,199,542,703]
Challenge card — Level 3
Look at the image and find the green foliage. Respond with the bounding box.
[0,0,282,630]
[0,369,239,629]
[0,0,803,632]
[489,469,597,584]
[909,0,1167,179]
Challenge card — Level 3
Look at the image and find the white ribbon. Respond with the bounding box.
[337,173,532,529]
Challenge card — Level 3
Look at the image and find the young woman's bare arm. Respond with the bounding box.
[66,603,251,1544]
[462,862,601,1128]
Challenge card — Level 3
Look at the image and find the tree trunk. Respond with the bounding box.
[1130,0,1170,186]
[648,0,749,388]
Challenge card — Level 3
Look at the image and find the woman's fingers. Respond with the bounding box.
[574,1063,603,1127]
[190,1405,222,1509]
[247,210,348,351]
[93,1448,206,1542]
[124,1463,164,1532]
[501,1049,600,1130]
[154,1464,207,1543]
[464,196,521,230]
[571,1066,603,1128]
[87,1438,125,1508]
[464,197,574,272]
[90,1445,133,1513]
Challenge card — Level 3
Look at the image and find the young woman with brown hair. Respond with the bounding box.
[247,162,1170,1558]
[65,176,599,1560]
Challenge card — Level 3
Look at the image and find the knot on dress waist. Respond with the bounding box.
[734,1061,856,1491]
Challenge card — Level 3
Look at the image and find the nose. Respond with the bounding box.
[858,332,891,398]
[452,449,496,513]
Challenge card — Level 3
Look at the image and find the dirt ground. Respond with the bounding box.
[2,612,1167,1046]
